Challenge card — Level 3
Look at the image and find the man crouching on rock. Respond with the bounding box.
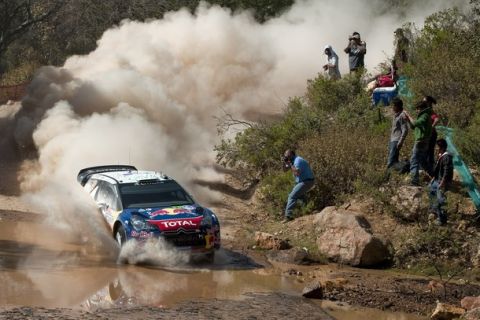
[282,150,315,222]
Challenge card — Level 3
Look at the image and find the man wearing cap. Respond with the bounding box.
[323,45,341,80]
[344,32,367,73]
[282,150,315,222]
[404,100,434,186]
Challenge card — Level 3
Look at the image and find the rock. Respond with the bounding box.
[462,297,480,311]
[462,308,480,320]
[313,207,392,267]
[390,186,428,221]
[323,278,348,292]
[431,302,465,320]
[267,247,311,265]
[302,280,324,299]
[254,232,290,250]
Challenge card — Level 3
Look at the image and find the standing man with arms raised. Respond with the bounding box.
[344,32,367,73]
[283,150,315,222]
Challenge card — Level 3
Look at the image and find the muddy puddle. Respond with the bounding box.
[0,213,426,319]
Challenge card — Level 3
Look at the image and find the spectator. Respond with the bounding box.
[424,96,440,173]
[429,139,453,225]
[394,28,410,65]
[366,59,398,94]
[323,45,341,80]
[387,97,409,168]
[404,100,433,185]
[344,32,367,73]
[282,150,315,222]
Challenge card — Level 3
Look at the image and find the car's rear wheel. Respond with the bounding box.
[115,225,127,246]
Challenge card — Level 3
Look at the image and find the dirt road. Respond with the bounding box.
[0,194,444,319]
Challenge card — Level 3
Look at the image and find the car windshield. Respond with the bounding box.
[119,181,194,208]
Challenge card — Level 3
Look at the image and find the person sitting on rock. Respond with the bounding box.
[366,60,398,94]
[428,139,453,225]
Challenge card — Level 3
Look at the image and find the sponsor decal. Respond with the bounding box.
[131,230,154,238]
[149,206,195,217]
[205,234,213,249]
[149,217,202,231]
[160,220,197,228]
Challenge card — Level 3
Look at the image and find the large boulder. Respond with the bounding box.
[431,302,465,320]
[314,207,392,267]
[254,232,290,250]
[390,186,428,221]
[266,247,312,265]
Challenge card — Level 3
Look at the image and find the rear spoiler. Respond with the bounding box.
[77,165,137,186]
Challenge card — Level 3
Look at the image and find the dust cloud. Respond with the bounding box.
[2,0,468,255]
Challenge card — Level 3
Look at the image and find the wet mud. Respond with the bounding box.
[0,205,431,319]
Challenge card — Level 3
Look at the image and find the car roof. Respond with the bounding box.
[90,170,171,185]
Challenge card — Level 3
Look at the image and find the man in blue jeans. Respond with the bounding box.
[404,100,433,185]
[387,97,409,168]
[283,150,315,222]
[429,139,453,225]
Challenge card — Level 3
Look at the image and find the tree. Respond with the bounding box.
[0,0,62,65]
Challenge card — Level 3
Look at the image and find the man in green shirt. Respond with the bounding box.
[404,100,433,185]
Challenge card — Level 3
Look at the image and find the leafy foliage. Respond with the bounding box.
[402,3,480,165]
[216,73,391,214]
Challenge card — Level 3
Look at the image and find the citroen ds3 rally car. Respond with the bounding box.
[77,165,220,259]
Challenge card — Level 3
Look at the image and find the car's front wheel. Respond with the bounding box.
[205,251,215,263]
[115,225,127,246]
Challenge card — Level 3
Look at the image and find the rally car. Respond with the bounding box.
[77,165,220,260]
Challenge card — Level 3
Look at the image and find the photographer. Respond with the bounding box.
[282,150,315,222]
[344,32,367,73]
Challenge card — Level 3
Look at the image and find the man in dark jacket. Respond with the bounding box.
[405,100,433,185]
[429,139,453,225]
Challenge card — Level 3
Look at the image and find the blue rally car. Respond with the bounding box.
[77,165,221,260]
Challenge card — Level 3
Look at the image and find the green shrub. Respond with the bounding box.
[456,105,480,165]
[402,6,480,167]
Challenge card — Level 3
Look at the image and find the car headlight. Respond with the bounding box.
[130,215,156,231]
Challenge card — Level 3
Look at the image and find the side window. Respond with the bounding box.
[86,179,99,197]
[95,182,121,211]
